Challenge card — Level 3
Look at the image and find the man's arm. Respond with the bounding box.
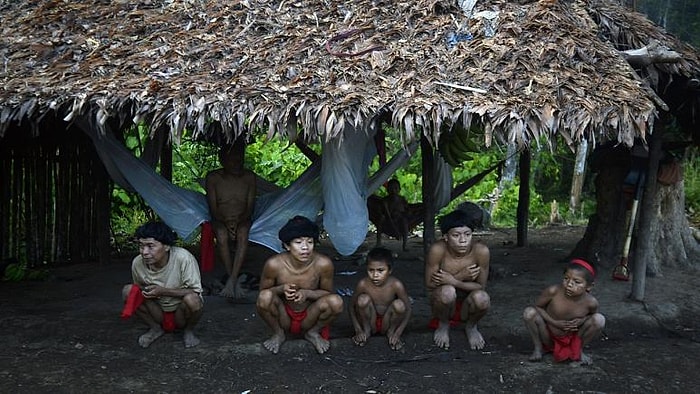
[259,257,286,296]
[425,242,444,290]
[473,242,490,289]
[204,172,219,219]
[244,172,256,222]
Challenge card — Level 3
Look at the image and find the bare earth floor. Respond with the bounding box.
[2,226,700,393]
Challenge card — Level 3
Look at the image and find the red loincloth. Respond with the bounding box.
[199,221,215,272]
[284,304,330,340]
[428,300,463,329]
[545,326,582,362]
[375,314,383,333]
[121,284,177,332]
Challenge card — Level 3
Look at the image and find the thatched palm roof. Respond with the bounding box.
[1,0,698,147]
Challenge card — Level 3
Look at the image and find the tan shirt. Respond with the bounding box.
[131,246,202,312]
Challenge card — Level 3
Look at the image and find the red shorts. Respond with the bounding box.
[545,326,582,362]
[284,304,330,339]
[428,300,463,329]
[375,314,383,333]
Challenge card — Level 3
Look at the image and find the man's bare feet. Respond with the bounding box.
[138,327,164,348]
[263,332,285,354]
[466,324,485,350]
[528,348,544,362]
[352,331,369,346]
[219,278,246,299]
[183,330,200,348]
[305,330,331,354]
[433,322,450,349]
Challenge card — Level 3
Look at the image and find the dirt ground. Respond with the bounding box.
[2,226,700,394]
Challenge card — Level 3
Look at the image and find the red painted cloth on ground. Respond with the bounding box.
[428,300,463,329]
[121,284,145,319]
[545,326,582,362]
[199,221,215,272]
[284,304,330,340]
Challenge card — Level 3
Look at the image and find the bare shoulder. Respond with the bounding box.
[543,284,561,297]
[313,253,334,269]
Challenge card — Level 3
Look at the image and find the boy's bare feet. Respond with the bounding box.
[138,327,164,348]
[388,330,404,350]
[579,352,593,365]
[433,322,450,349]
[263,332,285,354]
[305,330,331,354]
[183,330,200,348]
[528,348,544,362]
[466,324,485,350]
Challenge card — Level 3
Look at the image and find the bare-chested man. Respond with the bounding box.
[256,216,344,354]
[523,258,605,365]
[121,221,204,348]
[205,142,256,298]
[425,209,490,350]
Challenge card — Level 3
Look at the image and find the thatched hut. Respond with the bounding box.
[1,0,698,291]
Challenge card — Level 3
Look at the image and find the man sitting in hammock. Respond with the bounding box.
[368,179,416,251]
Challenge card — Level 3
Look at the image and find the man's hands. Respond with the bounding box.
[430,264,480,286]
[284,283,306,304]
[141,284,162,299]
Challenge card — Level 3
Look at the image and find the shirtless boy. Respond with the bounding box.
[205,142,256,298]
[425,209,491,350]
[121,222,204,348]
[256,216,344,354]
[350,247,412,350]
[523,258,606,365]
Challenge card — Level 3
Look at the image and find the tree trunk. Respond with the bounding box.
[517,149,530,247]
[570,139,588,214]
[421,136,436,256]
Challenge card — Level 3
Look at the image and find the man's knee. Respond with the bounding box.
[434,285,457,305]
[183,293,203,312]
[323,294,344,314]
[469,290,490,311]
[256,289,275,309]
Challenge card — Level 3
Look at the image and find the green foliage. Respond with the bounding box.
[246,136,315,187]
[2,260,49,282]
[685,148,700,225]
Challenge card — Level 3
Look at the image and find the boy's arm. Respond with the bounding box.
[533,285,563,328]
[392,279,412,335]
[349,280,367,332]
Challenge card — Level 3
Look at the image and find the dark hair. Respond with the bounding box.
[366,247,393,269]
[565,258,596,283]
[439,209,478,234]
[134,221,178,245]
[278,215,320,244]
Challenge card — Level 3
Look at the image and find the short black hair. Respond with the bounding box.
[134,221,178,245]
[366,247,393,269]
[439,209,478,234]
[278,215,320,245]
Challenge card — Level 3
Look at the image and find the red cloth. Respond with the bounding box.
[121,284,145,319]
[284,304,330,340]
[428,300,463,329]
[375,314,384,333]
[161,311,176,333]
[199,221,215,272]
[545,326,582,362]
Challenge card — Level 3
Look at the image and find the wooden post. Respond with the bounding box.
[517,149,531,247]
[421,135,436,257]
[570,139,588,214]
[631,123,664,301]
